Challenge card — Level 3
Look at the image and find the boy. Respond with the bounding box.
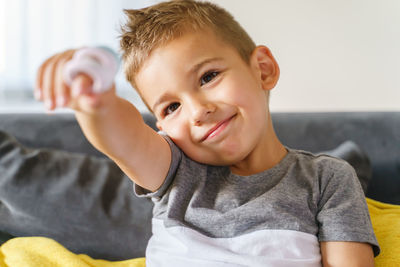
[35,0,379,266]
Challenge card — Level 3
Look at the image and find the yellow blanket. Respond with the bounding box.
[367,198,400,267]
[0,198,398,267]
[0,237,145,267]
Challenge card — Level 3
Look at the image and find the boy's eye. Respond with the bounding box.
[200,71,219,86]
[163,102,180,116]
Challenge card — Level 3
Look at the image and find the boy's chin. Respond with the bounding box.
[187,150,249,167]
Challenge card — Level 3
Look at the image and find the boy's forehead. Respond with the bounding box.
[137,29,236,79]
[145,30,221,64]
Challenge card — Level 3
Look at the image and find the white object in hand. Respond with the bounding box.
[64,47,119,93]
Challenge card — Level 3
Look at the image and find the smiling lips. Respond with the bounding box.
[200,114,236,142]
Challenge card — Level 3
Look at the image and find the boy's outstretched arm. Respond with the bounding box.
[35,49,171,192]
[320,241,374,267]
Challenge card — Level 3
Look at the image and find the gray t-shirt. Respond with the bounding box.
[136,137,379,267]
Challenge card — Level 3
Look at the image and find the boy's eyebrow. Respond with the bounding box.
[152,57,224,111]
[152,92,173,112]
[189,57,223,75]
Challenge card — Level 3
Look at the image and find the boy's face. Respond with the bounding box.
[135,30,279,167]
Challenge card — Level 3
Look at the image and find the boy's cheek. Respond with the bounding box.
[163,123,187,141]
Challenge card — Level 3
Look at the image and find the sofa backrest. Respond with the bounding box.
[271,112,400,204]
[0,113,157,158]
[1,112,399,204]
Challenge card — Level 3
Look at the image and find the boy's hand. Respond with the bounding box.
[35,49,116,114]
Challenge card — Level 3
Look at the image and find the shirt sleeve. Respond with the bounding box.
[134,133,182,198]
[316,157,380,256]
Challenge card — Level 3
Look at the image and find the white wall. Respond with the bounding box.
[209,0,400,112]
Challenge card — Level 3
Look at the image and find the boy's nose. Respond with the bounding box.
[187,97,216,126]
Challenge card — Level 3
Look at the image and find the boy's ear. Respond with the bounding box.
[250,45,280,91]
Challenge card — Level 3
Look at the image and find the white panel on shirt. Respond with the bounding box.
[146,219,322,267]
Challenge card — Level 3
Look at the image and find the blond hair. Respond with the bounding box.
[120,0,256,89]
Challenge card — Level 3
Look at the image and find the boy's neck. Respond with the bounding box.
[229,120,287,176]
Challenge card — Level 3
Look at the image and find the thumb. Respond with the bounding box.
[71,73,93,97]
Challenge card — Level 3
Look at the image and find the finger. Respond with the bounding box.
[42,54,62,110]
[35,54,57,101]
[72,74,113,112]
[54,50,75,107]
[71,73,94,98]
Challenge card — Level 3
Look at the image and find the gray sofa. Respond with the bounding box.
[0,112,399,260]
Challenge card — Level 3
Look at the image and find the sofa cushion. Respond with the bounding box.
[320,140,372,193]
[0,131,153,260]
[0,230,13,245]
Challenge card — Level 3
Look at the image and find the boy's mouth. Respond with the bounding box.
[200,114,236,142]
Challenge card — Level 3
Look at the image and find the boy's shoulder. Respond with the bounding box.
[287,147,358,184]
[287,147,363,194]
[288,147,355,171]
